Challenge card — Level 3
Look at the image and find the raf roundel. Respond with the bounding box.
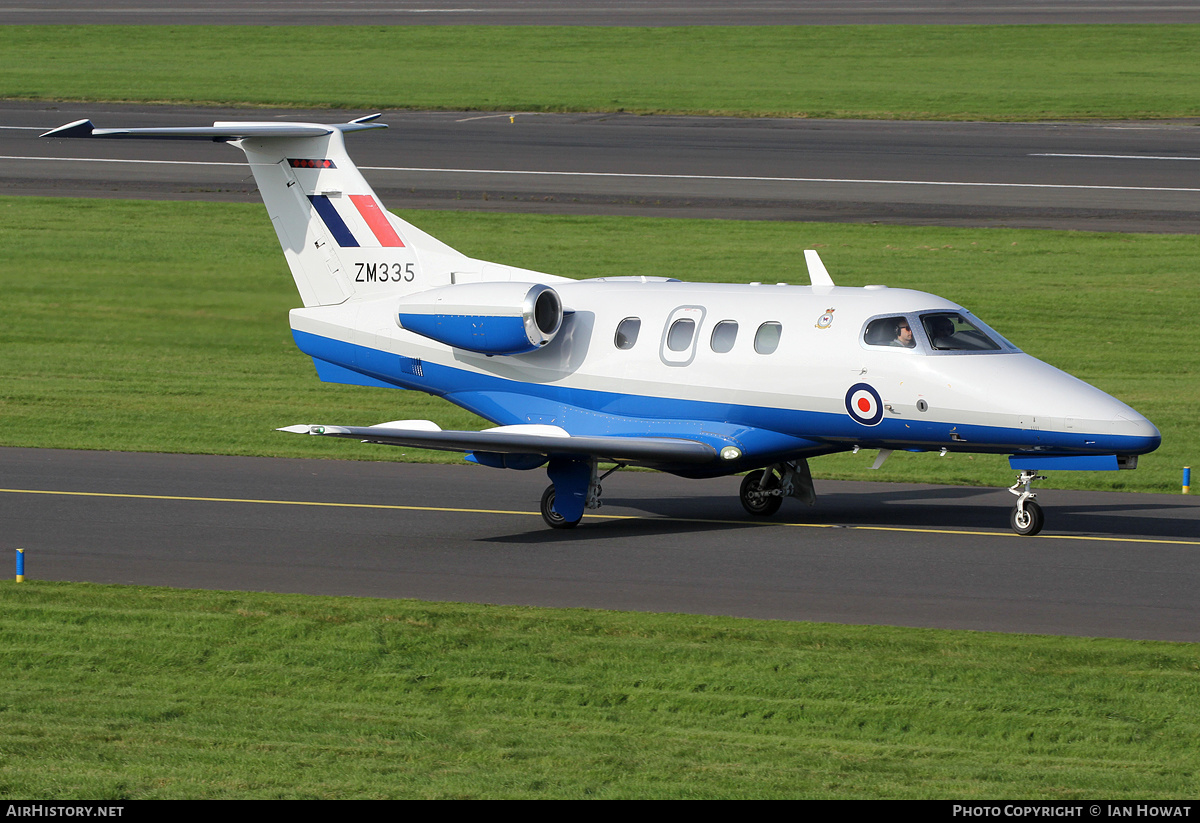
[845,383,884,426]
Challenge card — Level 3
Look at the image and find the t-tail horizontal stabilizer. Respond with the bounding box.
[40,114,386,141]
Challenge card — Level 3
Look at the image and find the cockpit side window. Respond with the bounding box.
[864,316,916,349]
[920,312,1002,351]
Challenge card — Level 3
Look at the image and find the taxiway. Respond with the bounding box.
[4,447,1198,641]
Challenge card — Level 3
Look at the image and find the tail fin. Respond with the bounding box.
[42,115,467,306]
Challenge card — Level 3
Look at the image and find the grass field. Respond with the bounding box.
[3,25,1200,120]
[0,196,1193,492]
[3,580,1198,799]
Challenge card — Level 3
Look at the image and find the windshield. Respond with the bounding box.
[920,311,1016,352]
[862,311,1020,354]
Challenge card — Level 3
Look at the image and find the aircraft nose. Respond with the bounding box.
[1113,412,1161,454]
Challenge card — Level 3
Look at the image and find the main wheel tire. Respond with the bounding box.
[740,469,783,517]
[1010,500,1045,536]
[541,485,581,529]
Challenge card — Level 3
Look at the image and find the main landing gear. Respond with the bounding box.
[1007,469,1046,536]
[739,460,816,517]
[540,458,817,529]
[540,484,579,529]
[540,460,624,529]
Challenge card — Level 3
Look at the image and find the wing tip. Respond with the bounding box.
[40,119,95,139]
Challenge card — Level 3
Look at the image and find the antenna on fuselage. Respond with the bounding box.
[804,250,835,287]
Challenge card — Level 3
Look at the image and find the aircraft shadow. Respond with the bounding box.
[486,486,1198,544]
[483,503,760,544]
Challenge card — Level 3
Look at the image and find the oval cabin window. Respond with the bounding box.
[666,318,696,352]
[710,321,738,353]
[615,317,641,350]
[754,321,782,354]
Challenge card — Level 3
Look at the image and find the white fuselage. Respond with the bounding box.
[289,277,1160,473]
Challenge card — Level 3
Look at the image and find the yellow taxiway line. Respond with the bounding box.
[2,487,1197,546]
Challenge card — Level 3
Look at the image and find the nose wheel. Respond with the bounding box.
[1009,499,1044,536]
[1007,470,1046,536]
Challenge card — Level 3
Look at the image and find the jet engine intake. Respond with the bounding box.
[396,282,563,355]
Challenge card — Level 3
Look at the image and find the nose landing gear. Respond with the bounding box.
[1008,470,1046,536]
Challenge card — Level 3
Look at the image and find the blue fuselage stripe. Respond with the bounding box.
[290,330,1159,462]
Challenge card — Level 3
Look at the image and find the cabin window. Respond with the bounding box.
[920,312,1003,351]
[660,305,705,367]
[864,316,916,349]
[710,321,738,353]
[615,317,641,350]
[666,318,696,352]
[754,321,782,354]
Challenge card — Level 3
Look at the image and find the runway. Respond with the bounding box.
[9,102,1200,232]
[4,448,1198,642]
[4,1,1200,26]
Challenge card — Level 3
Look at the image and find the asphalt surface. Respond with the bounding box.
[4,447,1199,641]
[10,102,1200,232]
[6,1,1200,26]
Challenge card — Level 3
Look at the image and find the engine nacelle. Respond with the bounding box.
[395,282,564,355]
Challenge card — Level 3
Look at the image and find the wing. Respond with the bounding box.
[278,421,718,467]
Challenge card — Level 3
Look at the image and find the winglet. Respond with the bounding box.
[278,419,443,436]
[40,119,95,139]
[277,425,313,434]
[804,250,835,287]
[277,424,352,435]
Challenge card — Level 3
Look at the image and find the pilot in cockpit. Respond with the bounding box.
[891,319,915,348]
[927,316,956,350]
